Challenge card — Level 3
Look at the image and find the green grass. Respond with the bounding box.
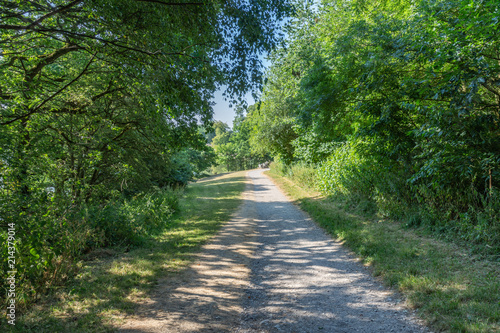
[266,169,500,333]
[2,171,247,333]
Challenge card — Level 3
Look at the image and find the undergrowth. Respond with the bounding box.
[1,172,246,332]
[271,159,500,258]
[0,187,180,313]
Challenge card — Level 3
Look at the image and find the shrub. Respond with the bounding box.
[0,198,99,308]
[269,159,289,177]
[317,142,377,200]
[82,187,179,247]
[289,162,317,190]
[313,141,499,256]
[0,187,180,309]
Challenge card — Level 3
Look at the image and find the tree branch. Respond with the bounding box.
[481,82,500,97]
[135,0,203,5]
[26,0,84,29]
[0,1,83,31]
[32,52,96,112]
[92,87,125,102]
[26,44,82,81]
[1,53,96,126]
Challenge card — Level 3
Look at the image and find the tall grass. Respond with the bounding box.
[269,161,317,190]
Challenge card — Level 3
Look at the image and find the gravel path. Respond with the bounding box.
[237,169,429,333]
[120,169,431,332]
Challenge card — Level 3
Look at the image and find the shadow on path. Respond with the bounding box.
[237,169,429,333]
[120,175,258,333]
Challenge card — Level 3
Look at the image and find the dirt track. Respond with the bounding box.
[120,169,430,332]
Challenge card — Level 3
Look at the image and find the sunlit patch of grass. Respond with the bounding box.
[6,172,247,333]
[266,170,500,333]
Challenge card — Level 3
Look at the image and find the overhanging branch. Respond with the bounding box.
[135,0,203,5]
[1,52,96,126]
[26,0,84,29]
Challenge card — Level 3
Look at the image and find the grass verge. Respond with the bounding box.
[265,170,500,333]
[3,171,247,333]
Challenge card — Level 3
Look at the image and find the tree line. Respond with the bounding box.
[209,105,270,173]
[0,0,291,308]
[248,0,499,254]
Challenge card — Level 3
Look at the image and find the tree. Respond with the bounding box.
[212,105,269,171]
[0,0,292,197]
[253,0,499,249]
[0,0,293,305]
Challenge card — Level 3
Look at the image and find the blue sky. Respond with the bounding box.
[212,55,270,128]
[211,88,256,128]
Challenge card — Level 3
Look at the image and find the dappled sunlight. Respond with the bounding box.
[14,172,249,332]
[105,169,433,331]
[109,263,155,278]
[196,179,246,188]
[120,176,257,332]
[238,169,427,332]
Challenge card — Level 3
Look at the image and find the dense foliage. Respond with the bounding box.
[210,105,270,172]
[251,0,499,254]
[0,0,291,307]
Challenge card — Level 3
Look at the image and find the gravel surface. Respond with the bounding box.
[120,170,431,332]
[236,169,430,333]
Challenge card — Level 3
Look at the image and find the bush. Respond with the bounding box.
[0,198,99,308]
[313,141,500,256]
[317,142,377,199]
[289,163,317,190]
[269,160,289,177]
[415,188,500,256]
[80,187,179,247]
[0,187,180,309]
[210,164,228,175]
